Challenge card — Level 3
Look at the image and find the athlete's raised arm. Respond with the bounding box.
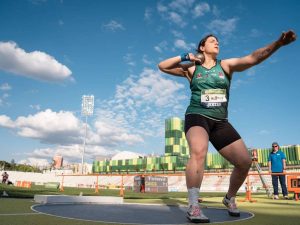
[222,30,297,75]
[158,53,202,82]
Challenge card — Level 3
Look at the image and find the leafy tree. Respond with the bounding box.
[0,160,41,173]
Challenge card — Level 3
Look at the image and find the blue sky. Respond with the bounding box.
[0,0,299,167]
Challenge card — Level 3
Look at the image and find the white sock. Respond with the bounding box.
[188,187,199,206]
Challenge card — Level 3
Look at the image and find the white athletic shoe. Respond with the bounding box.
[187,204,210,223]
[222,196,240,217]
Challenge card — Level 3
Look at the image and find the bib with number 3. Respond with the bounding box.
[201,89,227,108]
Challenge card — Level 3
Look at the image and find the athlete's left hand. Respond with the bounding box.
[277,30,297,46]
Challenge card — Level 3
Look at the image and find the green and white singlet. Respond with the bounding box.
[185,60,231,120]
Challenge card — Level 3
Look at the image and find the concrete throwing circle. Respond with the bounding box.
[32,203,254,224]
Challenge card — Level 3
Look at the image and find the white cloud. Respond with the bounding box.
[3,93,9,98]
[192,25,198,30]
[259,129,270,135]
[30,145,115,161]
[154,41,168,53]
[171,30,184,39]
[84,145,117,159]
[0,41,72,82]
[19,144,120,166]
[0,83,11,91]
[0,109,82,144]
[29,104,41,111]
[93,120,143,146]
[174,39,195,51]
[28,147,55,158]
[250,28,263,38]
[169,12,186,27]
[207,18,238,36]
[169,0,195,14]
[144,8,152,21]
[157,1,210,27]
[193,2,210,18]
[154,46,162,53]
[0,83,11,107]
[96,68,188,139]
[212,5,220,17]
[0,115,15,128]
[157,2,186,27]
[102,20,125,31]
[19,157,50,167]
[125,68,186,107]
[231,67,256,89]
[0,107,144,148]
[231,78,247,89]
[157,3,168,13]
[123,53,136,66]
[0,42,72,82]
[0,93,10,107]
[142,55,153,65]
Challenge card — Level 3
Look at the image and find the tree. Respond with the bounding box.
[10,159,16,170]
[10,159,15,165]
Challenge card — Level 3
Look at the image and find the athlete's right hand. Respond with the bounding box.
[189,53,204,65]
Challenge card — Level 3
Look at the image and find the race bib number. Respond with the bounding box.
[201,89,227,108]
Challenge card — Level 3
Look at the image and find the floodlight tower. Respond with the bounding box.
[81,95,94,174]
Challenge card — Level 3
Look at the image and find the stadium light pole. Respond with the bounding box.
[81,95,94,174]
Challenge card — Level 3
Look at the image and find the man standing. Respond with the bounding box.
[268,142,288,199]
[1,171,9,184]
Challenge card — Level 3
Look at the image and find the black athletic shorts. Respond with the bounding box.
[184,114,241,151]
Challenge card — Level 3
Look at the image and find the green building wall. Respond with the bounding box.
[165,117,189,156]
[92,117,300,173]
[93,155,189,173]
[255,145,300,167]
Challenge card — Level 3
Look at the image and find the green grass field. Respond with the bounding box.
[1,184,300,225]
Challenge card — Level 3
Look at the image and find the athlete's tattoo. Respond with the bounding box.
[257,48,271,59]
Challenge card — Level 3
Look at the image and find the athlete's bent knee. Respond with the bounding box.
[238,158,252,172]
[189,147,207,161]
[234,157,251,171]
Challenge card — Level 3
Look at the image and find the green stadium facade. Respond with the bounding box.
[93,117,300,173]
